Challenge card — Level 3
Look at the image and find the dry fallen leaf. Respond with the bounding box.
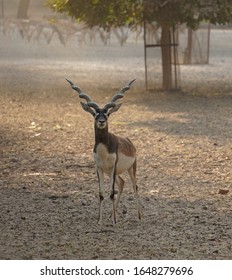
[218,189,229,195]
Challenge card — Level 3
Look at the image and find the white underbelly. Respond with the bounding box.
[94,144,135,175]
[116,153,135,174]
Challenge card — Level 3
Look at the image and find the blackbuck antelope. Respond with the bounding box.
[66,78,141,225]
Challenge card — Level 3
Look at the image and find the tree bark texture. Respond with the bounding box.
[161,24,173,90]
[17,0,30,19]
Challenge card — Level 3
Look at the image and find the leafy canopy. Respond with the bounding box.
[47,0,232,29]
[143,0,232,28]
[47,0,143,29]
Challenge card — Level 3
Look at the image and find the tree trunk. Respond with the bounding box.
[161,24,173,90]
[184,28,193,64]
[1,0,4,18]
[17,0,30,19]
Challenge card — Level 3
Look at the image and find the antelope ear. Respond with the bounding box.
[80,102,96,116]
[107,103,122,115]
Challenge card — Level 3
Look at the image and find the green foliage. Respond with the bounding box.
[143,0,232,28]
[47,0,143,29]
[47,0,232,29]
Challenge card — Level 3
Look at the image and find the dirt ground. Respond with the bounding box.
[0,29,232,260]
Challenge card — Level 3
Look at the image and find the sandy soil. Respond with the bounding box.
[0,28,232,259]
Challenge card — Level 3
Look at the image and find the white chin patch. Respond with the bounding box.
[97,123,106,129]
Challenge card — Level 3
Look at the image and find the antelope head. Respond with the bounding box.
[66,78,136,130]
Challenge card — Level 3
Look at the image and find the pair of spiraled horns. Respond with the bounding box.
[66,78,136,111]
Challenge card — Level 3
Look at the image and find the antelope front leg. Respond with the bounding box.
[97,168,104,225]
[115,175,124,211]
[109,168,117,225]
